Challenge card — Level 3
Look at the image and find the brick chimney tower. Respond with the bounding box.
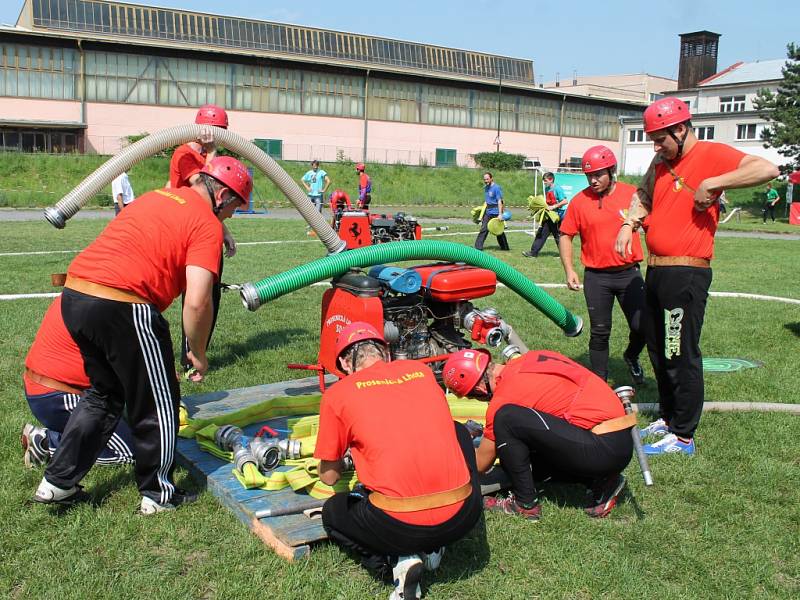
[678,31,721,89]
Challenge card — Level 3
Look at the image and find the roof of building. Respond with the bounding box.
[699,59,785,86]
[14,0,536,86]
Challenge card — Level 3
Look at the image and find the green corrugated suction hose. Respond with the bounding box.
[240,240,582,336]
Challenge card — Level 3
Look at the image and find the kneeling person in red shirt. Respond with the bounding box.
[443,349,634,520]
[315,322,482,600]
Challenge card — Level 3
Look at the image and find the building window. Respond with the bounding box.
[720,95,746,112]
[736,124,758,140]
[695,126,715,140]
[628,129,645,143]
[435,148,457,167]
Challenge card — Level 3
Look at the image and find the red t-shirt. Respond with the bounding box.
[483,351,625,441]
[314,360,470,526]
[560,181,643,268]
[68,188,222,312]
[645,142,745,259]
[169,143,206,189]
[24,295,89,394]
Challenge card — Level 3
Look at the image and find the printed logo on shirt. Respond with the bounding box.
[355,371,425,389]
[665,307,684,359]
[155,189,187,205]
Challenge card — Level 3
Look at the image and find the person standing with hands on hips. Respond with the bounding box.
[615,97,778,455]
[301,160,331,213]
[474,172,510,251]
[559,146,647,384]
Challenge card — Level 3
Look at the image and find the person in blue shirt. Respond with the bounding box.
[474,172,510,251]
[301,160,331,213]
[524,171,568,257]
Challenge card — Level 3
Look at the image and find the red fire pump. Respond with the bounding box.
[328,190,422,249]
[299,262,521,387]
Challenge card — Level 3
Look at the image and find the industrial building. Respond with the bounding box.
[0,0,641,168]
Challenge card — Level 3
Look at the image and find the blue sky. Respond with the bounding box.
[1,0,795,85]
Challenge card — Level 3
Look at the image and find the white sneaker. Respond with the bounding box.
[139,489,199,515]
[420,547,444,571]
[33,477,84,505]
[639,418,669,439]
[389,555,423,600]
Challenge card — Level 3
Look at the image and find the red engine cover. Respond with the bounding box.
[319,286,384,378]
[410,263,497,302]
[338,212,372,249]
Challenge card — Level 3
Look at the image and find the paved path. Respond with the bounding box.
[2,208,798,240]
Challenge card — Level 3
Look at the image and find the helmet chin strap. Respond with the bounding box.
[666,124,689,160]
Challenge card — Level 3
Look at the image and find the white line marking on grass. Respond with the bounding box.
[0,292,59,300]
[0,249,78,257]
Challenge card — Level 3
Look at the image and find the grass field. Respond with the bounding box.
[1,216,798,599]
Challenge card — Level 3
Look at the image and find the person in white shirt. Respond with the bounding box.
[111,172,135,215]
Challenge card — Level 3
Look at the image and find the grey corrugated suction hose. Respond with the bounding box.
[43,124,346,254]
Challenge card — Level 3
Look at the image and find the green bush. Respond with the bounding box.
[472,151,527,171]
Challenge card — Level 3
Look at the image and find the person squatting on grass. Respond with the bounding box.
[22,295,135,468]
[443,349,634,521]
[33,157,252,514]
[169,104,238,383]
[558,145,647,384]
[315,322,482,600]
[615,97,779,455]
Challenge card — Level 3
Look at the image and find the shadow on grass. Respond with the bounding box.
[212,328,307,368]
[784,322,800,338]
[539,479,645,521]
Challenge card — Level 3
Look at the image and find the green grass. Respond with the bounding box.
[1,218,798,599]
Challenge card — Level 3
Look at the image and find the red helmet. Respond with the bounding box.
[442,349,491,397]
[582,145,617,174]
[643,97,691,133]
[200,156,252,204]
[195,104,229,128]
[335,321,385,359]
[355,163,366,172]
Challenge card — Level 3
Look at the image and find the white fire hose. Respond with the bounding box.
[43,124,346,254]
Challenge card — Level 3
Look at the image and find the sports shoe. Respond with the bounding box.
[483,493,541,521]
[21,423,49,468]
[585,474,626,518]
[623,353,645,385]
[522,251,537,258]
[33,477,86,505]
[420,547,444,571]
[639,418,669,439]
[139,489,199,515]
[643,433,695,456]
[389,555,423,600]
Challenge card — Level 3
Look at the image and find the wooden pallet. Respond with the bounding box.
[177,375,337,561]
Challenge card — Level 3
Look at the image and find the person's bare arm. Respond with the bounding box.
[559,234,580,290]
[183,265,215,376]
[615,156,657,257]
[695,155,780,211]
[475,437,497,473]
[323,175,331,194]
[319,459,343,485]
[222,223,237,258]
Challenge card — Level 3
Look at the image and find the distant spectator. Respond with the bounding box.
[763,182,780,223]
[524,172,566,257]
[111,171,135,215]
[301,160,331,213]
[718,190,728,215]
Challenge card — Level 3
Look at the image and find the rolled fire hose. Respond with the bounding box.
[43,124,346,254]
[240,240,583,336]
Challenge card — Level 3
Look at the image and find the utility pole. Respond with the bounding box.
[495,72,502,152]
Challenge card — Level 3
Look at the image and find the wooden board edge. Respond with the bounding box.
[250,517,311,561]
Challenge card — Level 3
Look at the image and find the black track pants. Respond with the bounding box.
[48,288,180,504]
[322,421,482,561]
[582,265,647,380]
[644,265,712,438]
[474,212,509,251]
[492,404,632,506]
[529,219,560,256]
